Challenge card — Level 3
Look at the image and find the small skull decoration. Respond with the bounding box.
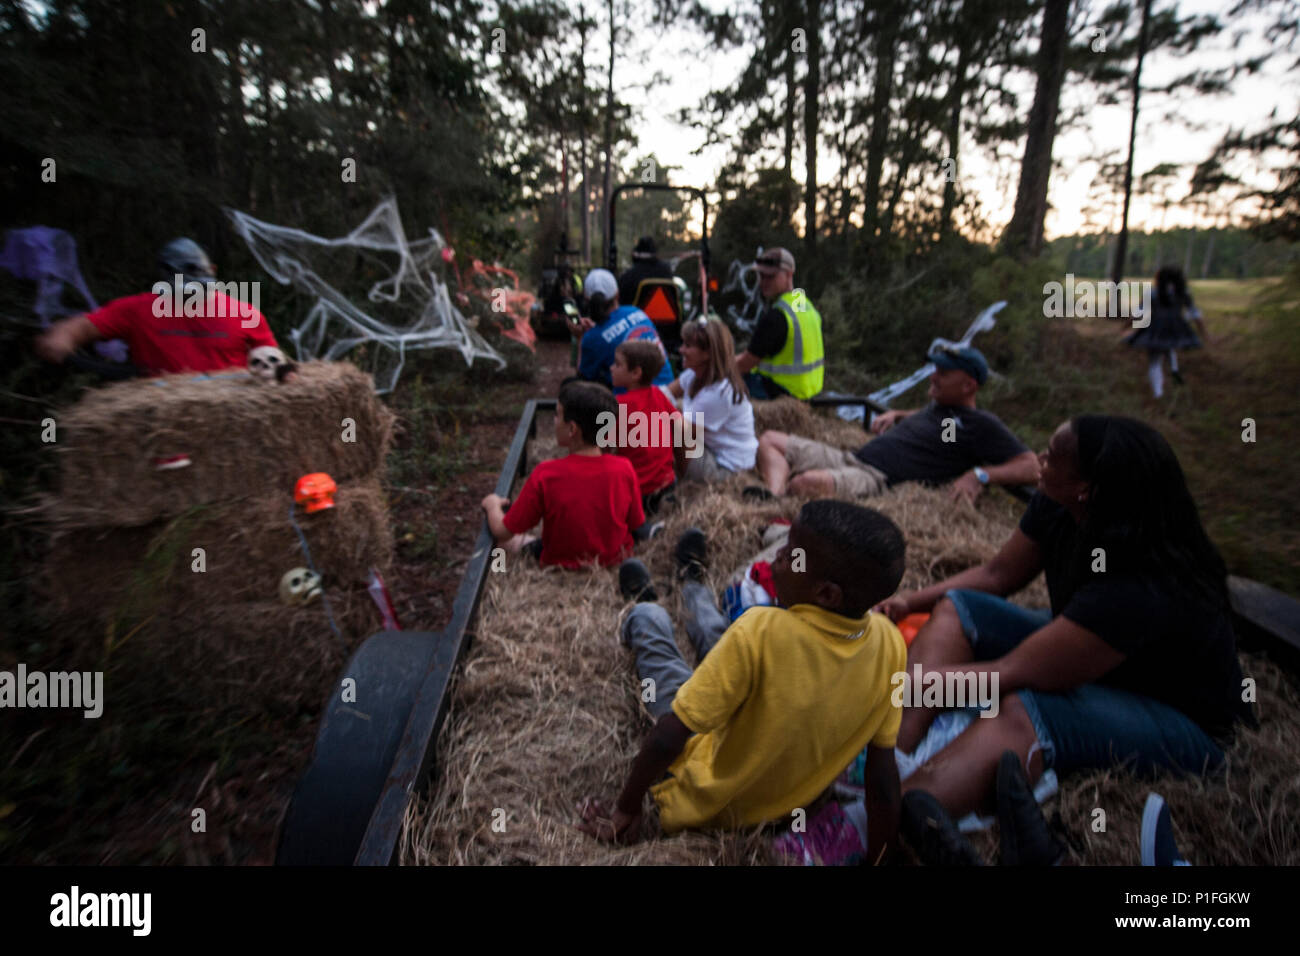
[248,345,298,383]
[279,567,322,606]
[248,346,286,382]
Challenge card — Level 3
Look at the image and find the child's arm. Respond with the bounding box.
[480,493,515,544]
[863,744,901,865]
[578,711,692,844]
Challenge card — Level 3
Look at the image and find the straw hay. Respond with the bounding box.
[402,412,1300,866]
[86,591,376,720]
[752,395,873,450]
[47,360,394,527]
[401,416,1050,864]
[40,477,392,621]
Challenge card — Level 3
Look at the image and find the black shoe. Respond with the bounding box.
[996,750,1064,866]
[674,527,708,582]
[901,790,986,866]
[742,485,775,501]
[1171,369,1185,385]
[617,559,658,603]
[1140,793,1189,866]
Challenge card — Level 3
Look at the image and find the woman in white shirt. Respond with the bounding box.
[668,317,758,481]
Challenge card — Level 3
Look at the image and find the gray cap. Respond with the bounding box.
[158,238,215,284]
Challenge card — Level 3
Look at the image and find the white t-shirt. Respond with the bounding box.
[678,368,758,472]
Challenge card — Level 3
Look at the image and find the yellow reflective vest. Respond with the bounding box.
[756,289,824,399]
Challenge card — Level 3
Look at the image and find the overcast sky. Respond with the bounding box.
[606,0,1296,240]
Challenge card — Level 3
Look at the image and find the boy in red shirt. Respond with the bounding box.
[609,340,679,515]
[481,381,644,569]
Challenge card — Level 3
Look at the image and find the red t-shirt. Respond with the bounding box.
[503,452,645,568]
[85,290,278,376]
[615,386,679,497]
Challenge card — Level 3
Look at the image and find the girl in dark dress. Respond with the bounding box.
[1125,265,1208,397]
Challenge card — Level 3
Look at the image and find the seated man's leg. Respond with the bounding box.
[787,469,836,497]
[621,603,693,719]
[680,577,730,660]
[756,430,792,494]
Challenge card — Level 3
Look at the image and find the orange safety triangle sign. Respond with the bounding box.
[641,287,677,322]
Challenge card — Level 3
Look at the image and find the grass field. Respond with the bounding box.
[859,276,1299,594]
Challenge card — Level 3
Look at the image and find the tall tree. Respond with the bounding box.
[1000,0,1071,260]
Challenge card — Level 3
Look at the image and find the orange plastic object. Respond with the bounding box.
[294,472,337,513]
[897,612,931,646]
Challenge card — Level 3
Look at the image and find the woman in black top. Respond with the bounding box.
[878,414,1252,819]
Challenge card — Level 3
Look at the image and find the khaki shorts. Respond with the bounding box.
[784,434,889,498]
[682,444,732,484]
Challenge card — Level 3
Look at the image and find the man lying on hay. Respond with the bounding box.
[753,344,1040,505]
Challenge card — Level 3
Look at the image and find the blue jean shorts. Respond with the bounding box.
[943,589,1225,777]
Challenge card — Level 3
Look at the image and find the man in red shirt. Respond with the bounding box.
[34,238,278,376]
[481,381,645,569]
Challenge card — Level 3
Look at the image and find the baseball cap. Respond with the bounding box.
[584,268,618,301]
[928,344,989,386]
[754,247,795,275]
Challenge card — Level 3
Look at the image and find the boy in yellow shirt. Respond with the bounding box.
[579,500,907,864]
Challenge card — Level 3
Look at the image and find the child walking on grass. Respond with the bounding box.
[1125,265,1208,398]
[578,500,908,865]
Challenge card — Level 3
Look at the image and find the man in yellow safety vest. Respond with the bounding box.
[733,247,824,400]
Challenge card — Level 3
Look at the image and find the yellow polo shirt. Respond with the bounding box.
[652,604,906,833]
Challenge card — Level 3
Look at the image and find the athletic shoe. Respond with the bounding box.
[901,790,986,866]
[996,750,1065,866]
[1171,370,1185,385]
[617,559,658,603]
[771,801,865,866]
[742,485,775,501]
[1140,793,1190,866]
[674,527,708,582]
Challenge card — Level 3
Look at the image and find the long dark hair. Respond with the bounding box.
[1072,414,1228,609]
[1154,265,1192,309]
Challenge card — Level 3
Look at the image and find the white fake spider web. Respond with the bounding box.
[227,197,504,393]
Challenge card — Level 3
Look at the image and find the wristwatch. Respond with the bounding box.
[973,466,990,485]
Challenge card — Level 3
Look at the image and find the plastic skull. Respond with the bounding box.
[279,567,322,606]
[248,346,288,382]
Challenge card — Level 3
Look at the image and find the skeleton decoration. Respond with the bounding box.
[248,345,298,383]
[279,567,322,606]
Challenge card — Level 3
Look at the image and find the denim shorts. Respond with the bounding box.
[943,589,1225,777]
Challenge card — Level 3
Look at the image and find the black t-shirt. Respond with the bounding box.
[617,261,674,304]
[854,403,1028,484]
[1019,491,1252,739]
[747,304,789,358]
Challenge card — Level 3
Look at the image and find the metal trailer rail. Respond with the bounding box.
[275,395,1300,865]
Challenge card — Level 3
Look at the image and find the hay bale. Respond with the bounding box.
[84,591,377,720]
[40,478,392,625]
[47,361,395,527]
[752,396,871,450]
[402,469,1045,865]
